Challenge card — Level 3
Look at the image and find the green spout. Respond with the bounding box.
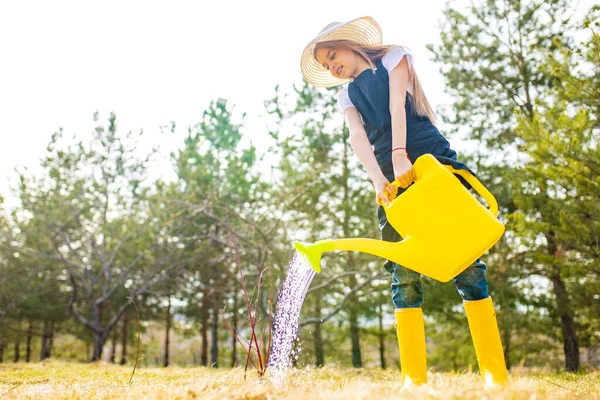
[293,240,335,273]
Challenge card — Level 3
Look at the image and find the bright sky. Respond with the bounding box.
[0,0,592,209]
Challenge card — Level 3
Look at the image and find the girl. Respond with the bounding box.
[300,16,508,388]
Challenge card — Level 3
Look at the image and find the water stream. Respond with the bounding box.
[268,252,316,382]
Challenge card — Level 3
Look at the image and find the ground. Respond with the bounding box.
[0,361,599,399]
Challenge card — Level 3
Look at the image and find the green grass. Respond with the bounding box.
[0,360,599,399]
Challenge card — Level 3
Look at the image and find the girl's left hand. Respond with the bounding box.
[392,151,416,188]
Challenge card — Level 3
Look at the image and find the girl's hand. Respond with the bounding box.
[374,177,398,206]
[392,150,416,189]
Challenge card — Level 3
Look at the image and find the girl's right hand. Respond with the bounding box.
[374,177,398,206]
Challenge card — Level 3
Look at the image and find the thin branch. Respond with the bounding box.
[221,305,259,371]
[96,253,145,305]
[176,199,261,249]
[106,228,143,273]
[104,298,133,338]
[307,271,376,293]
[299,274,385,327]
[134,253,208,296]
[249,265,269,374]
[227,213,258,379]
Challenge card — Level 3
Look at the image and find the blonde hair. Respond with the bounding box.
[314,40,437,125]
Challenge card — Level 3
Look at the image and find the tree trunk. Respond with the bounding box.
[210,298,219,368]
[109,322,118,364]
[91,330,105,362]
[551,267,580,372]
[89,299,105,362]
[546,231,581,372]
[314,291,324,367]
[378,302,386,369]
[314,323,325,367]
[40,321,50,361]
[231,292,238,368]
[0,339,4,363]
[164,296,171,367]
[26,320,33,363]
[200,302,208,366]
[120,312,128,365]
[13,340,20,362]
[47,321,54,358]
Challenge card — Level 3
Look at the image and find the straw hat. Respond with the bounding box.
[300,16,382,88]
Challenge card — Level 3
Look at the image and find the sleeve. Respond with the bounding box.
[381,46,413,73]
[337,86,355,117]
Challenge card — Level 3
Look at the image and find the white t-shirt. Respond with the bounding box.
[337,46,414,117]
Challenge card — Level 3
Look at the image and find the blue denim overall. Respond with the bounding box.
[348,59,489,309]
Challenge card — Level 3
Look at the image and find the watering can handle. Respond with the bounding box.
[383,165,499,217]
[443,166,499,217]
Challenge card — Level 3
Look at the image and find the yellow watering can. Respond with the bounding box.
[294,154,505,282]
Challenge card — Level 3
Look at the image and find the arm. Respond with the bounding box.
[345,107,385,183]
[344,107,396,205]
[388,57,416,188]
[389,57,409,150]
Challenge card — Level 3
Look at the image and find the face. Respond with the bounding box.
[314,47,361,80]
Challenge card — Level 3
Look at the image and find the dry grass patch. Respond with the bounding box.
[0,360,598,399]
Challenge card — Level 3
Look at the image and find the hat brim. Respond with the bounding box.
[301,16,382,88]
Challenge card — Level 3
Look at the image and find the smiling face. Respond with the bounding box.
[314,46,367,80]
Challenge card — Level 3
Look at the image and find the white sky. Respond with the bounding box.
[0,0,593,209]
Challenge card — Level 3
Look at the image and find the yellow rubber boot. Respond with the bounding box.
[464,297,509,386]
[395,308,427,387]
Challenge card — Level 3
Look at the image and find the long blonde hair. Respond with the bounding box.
[314,40,437,125]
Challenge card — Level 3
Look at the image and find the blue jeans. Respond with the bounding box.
[378,206,489,309]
